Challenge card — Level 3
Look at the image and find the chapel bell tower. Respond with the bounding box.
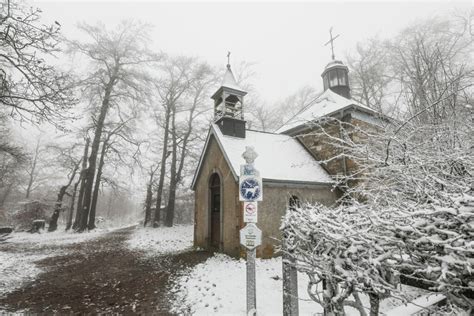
[321,60,351,99]
[321,28,351,99]
[211,53,247,138]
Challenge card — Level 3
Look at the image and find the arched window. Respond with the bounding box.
[209,173,220,189]
[289,195,300,211]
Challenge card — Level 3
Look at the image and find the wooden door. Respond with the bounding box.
[209,174,221,250]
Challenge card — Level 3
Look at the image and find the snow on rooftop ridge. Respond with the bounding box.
[324,59,348,70]
[221,65,243,91]
[276,89,375,134]
[211,124,332,184]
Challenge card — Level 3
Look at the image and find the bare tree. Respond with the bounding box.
[69,21,158,231]
[347,38,392,114]
[0,0,75,125]
[0,116,26,207]
[165,61,215,227]
[388,14,473,123]
[72,138,90,230]
[143,164,159,227]
[47,142,83,231]
[48,159,80,232]
[152,56,192,227]
[24,137,44,199]
[88,117,139,230]
[348,13,474,122]
[65,179,79,231]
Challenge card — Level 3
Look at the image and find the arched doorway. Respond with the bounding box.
[209,173,221,250]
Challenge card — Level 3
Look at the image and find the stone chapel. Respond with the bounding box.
[191,57,387,258]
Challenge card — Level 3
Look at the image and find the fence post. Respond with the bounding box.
[282,231,299,316]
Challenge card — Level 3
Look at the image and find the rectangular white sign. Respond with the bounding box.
[243,202,258,223]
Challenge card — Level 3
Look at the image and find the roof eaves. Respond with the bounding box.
[262,178,334,187]
[191,125,241,190]
[281,100,389,136]
[209,124,239,181]
[281,104,354,136]
[190,127,213,190]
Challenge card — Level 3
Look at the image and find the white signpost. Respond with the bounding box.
[239,146,262,316]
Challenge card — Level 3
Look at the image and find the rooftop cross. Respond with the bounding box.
[227,51,231,69]
[324,27,340,60]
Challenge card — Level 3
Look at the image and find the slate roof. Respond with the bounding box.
[191,124,333,189]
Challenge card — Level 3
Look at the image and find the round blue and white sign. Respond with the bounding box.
[240,177,261,201]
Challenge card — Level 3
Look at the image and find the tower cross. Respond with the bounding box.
[227,51,231,67]
[324,27,340,60]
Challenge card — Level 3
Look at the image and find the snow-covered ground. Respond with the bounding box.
[0,228,110,297]
[125,224,427,315]
[170,254,322,315]
[0,251,50,297]
[170,253,426,316]
[126,225,194,255]
[3,228,111,246]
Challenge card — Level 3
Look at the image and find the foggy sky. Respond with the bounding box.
[35,0,471,104]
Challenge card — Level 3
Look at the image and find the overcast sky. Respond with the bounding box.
[35,0,471,104]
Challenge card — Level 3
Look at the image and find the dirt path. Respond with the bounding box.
[0,227,210,314]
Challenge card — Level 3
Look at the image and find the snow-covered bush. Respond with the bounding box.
[284,194,473,314]
[283,102,473,314]
[282,202,401,315]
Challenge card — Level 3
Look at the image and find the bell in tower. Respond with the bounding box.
[321,28,351,99]
[211,53,247,138]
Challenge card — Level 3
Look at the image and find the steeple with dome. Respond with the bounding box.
[321,28,351,99]
[211,53,248,138]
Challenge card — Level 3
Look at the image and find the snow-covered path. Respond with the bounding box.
[0,225,209,314]
[0,228,110,298]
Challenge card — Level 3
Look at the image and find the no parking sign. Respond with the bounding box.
[243,202,258,223]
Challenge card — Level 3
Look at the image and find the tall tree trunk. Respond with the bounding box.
[66,179,79,231]
[368,293,380,316]
[88,138,108,230]
[73,138,90,230]
[143,168,155,227]
[153,105,171,228]
[48,161,80,232]
[168,92,199,225]
[79,73,116,232]
[165,107,177,227]
[25,139,40,199]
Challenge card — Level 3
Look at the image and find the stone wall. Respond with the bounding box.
[255,184,338,258]
[297,114,377,185]
[194,136,241,257]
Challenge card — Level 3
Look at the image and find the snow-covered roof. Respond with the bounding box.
[191,124,333,189]
[323,59,348,71]
[276,89,379,134]
[222,66,243,91]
